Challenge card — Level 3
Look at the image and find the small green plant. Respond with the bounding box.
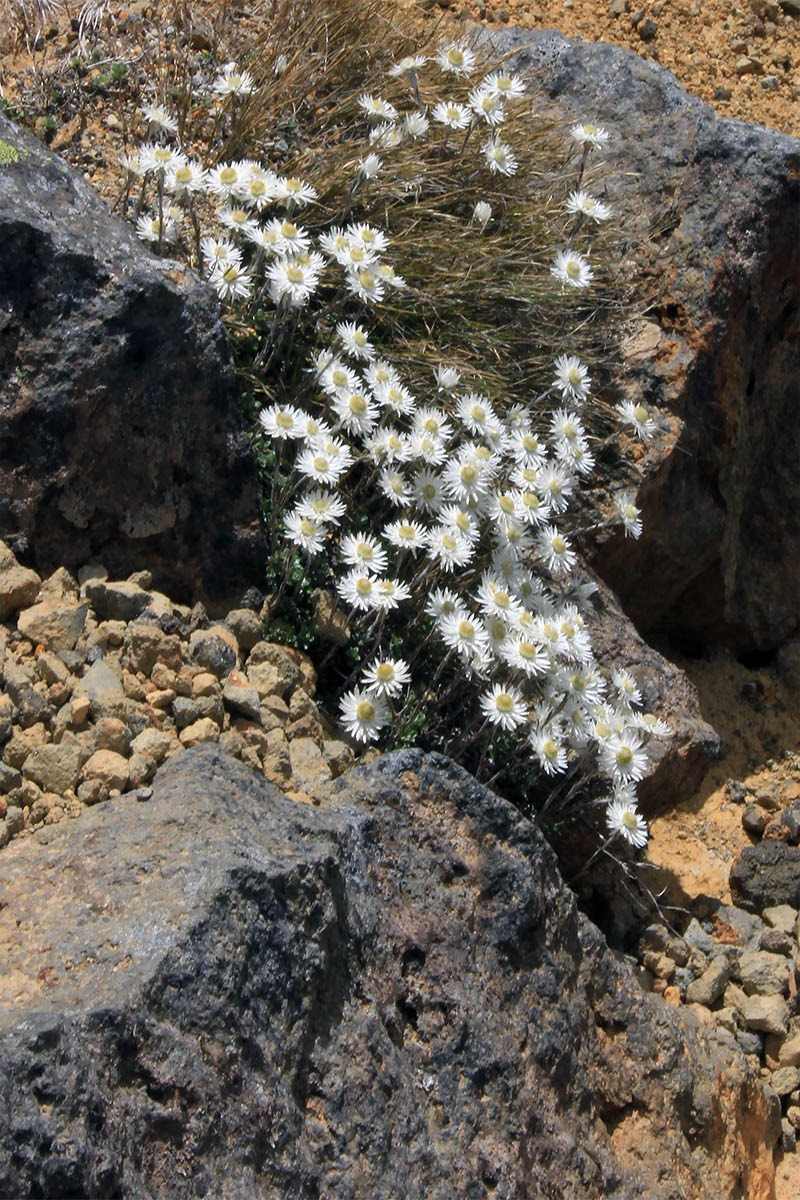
[110,62,129,85]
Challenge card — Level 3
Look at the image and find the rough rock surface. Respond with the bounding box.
[0,748,776,1198]
[0,113,263,606]
[492,28,800,651]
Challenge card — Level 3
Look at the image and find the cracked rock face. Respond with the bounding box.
[0,114,264,608]
[0,748,776,1198]
[491,28,800,651]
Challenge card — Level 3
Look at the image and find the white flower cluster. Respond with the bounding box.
[124,48,663,850]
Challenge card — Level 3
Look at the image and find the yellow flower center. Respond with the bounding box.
[300,519,315,536]
[356,541,373,559]
[460,464,477,485]
[458,620,475,639]
[250,178,267,196]
[286,265,304,283]
[174,166,191,183]
[442,534,457,552]
[399,525,415,540]
[356,578,372,596]
[285,178,303,193]
[566,260,581,279]
[519,641,538,660]
[275,411,293,428]
[349,394,367,415]
[313,456,329,472]
[281,221,297,237]
[376,663,394,682]
[543,740,558,759]
[356,700,376,722]
[219,166,237,184]
[633,405,648,423]
[222,266,239,282]
[447,48,464,66]
[422,484,437,501]
[616,746,633,767]
[495,693,514,713]
[499,495,515,514]
[622,811,638,830]
[552,536,567,555]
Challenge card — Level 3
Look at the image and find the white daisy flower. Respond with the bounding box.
[369,122,404,149]
[635,712,672,738]
[553,355,591,402]
[264,217,312,256]
[483,137,518,176]
[600,733,649,784]
[537,526,577,575]
[505,636,549,677]
[375,263,407,289]
[436,44,477,76]
[213,63,255,96]
[456,392,495,433]
[358,152,382,179]
[551,249,594,289]
[207,161,249,200]
[340,533,388,575]
[432,100,472,130]
[319,226,353,259]
[358,94,399,122]
[517,489,551,527]
[141,102,178,133]
[361,657,411,697]
[258,404,304,440]
[439,612,489,658]
[369,428,413,464]
[606,798,648,848]
[479,683,528,731]
[284,511,326,554]
[476,574,522,622]
[375,578,411,609]
[320,358,360,398]
[349,222,390,254]
[340,688,389,742]
[335,321,374,360]
[135,213,180,244]
[332,389,378,436]
[531,729,569,775]
[612,669,643,707]
[384,519,428,553]
[472,200,492,228]
[138,143,187,174]
[566,190,613,222]
[120,150,146,177]
[296,444,352,486]
[165,160,207,197]
[439,503,480,543]
[616,401,656,441]
[210,262,252,301]
[267,254,323,307]
[240,165,279,208]
[297,489,346,525]
[337,570,382,611]
[434,364,461,392]
[219,206,258,237]
[346,268,385,305]
[569,121,610,147]
[538,465,574,513]
[427,526,474,571]
[481,71,526,101]
[410,431,446,467]
[468,85,506,126]
[442,456,487,507]
[426,588,461,621]
[379,470,413,507]
[389,54,428,76]
[274,176,318,207]
[616,492,643,539]
[413,469,444,514]
[403,111,429,138]
[509,428,547,468]
[550,410,586,449]
[374,381,415,418]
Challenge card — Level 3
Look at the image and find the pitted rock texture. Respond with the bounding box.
[0,113,263,606]
[492,28,800,652]
[0,748,776,1198]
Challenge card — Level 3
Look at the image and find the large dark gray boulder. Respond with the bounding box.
[0,747,776,1198]
[0,114,263,607]
[491,29,800,651]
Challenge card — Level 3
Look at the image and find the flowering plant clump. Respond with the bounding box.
[121,21,666,855]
